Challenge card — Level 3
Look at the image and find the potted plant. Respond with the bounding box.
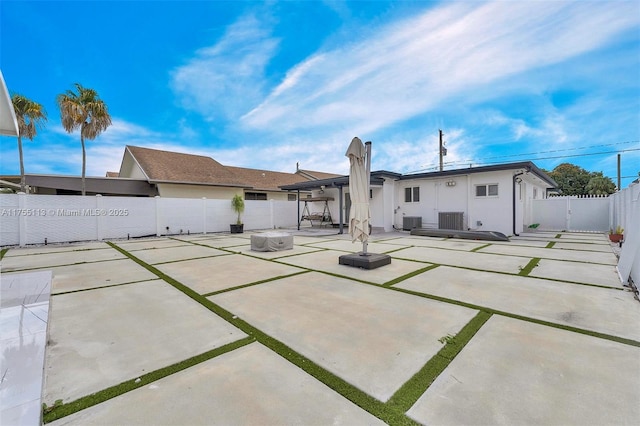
[230,194,245,233]
[608,226,623,243]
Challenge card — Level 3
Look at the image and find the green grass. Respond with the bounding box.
[107,242,419,425]
[387,311,492,412]
[518,257,541,276]
[545,242,556,248]
[202,270,310,297]
[471,243,492,252]
[383,264,440,287]
[43,337,254,423]
[0,248,8,260]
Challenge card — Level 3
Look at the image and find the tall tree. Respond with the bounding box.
[547,163,616,196]
[57,83,112,195]
[11,94,47,192]
[586,172,616,195]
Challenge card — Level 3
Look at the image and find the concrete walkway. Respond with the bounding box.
[1,230,638,425]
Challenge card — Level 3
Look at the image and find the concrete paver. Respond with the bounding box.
[44,280,246,405]
[211,272,478,401]
[407,315,640,425]
[112,238,191,251]
[122,244,228,265]
[232,244,323,259]
[1,246,125,272]
[43,259,159,294]
[395,265,640,341]
[50,343,384,426]
[531,258,623,288]
[179,236,251,248]
[477,243,618,265]
[553,241,614,252]
[393,246,531,274]
[299,238,414,254]
[379,236,487,251]
[276,249,431,285]
[3,231,633,425]
[154,254,305,294]
[2,242,112,256]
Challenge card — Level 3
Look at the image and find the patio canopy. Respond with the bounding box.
[0,70,19,137]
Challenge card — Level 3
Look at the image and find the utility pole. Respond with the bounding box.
[617,153,621,190]
[438,129,446,171]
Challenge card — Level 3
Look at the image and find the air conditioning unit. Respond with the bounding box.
[438,212,464,230]
[403,216,422,231]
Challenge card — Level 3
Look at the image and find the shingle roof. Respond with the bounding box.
[226,166,312,191]
[126,146,248,187]
[124,146,341,190]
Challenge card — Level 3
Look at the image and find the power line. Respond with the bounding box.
[409,147,640,174]
[419,140,638,159]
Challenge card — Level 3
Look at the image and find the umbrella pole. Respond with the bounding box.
[363,141,372,255]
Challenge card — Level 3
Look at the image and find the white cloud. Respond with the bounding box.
[170,12,279,121]
[241,1,638,137]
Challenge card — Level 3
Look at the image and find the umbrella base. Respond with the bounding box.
[338,252,391,269]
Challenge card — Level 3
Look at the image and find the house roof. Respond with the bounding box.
[225,166,327,191]
[0,174,157,196]
[400,161,557,187]
[123,145,342,191]
[125,145,249,187]
[280,162,557,191]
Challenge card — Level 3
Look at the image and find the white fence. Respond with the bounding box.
[0,194,300,247]
[531,195,610,232]
[611,182,639,287]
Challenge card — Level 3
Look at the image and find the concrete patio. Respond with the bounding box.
[1,230,638,425]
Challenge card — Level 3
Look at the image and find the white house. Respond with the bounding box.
[281,161,557,237]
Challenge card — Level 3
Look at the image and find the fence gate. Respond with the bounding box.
[531,195,610,232]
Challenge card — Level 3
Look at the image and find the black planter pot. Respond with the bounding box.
[230,224,244,234]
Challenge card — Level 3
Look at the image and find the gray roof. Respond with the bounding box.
[280,162,556,191]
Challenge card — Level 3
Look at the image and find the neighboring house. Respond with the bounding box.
[281,161,557,237]
[118,145,340,200]
[0,145,340,197]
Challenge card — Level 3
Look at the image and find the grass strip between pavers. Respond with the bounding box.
[107,242,419,425]
[390,286,640,348]
[545,241,556,249]
[0,248,8,260]
[470,243,492,252]
[383,264,440,287]
[42,337,255,423]
[387,311,492,412]
[518,257,541,276]
[202,270,311,297]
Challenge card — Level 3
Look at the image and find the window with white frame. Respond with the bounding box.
[405,186,420,202]
[475,184,498,197]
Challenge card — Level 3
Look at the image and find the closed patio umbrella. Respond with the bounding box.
[345,137,370,253]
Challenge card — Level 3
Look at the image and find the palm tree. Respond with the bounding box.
[57,83,112,195]
[11,94,48,193]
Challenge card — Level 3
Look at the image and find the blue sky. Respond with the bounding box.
[1,0,639,187]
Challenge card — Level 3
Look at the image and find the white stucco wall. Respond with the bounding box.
[391,169,548,236]
[157,183,241,199]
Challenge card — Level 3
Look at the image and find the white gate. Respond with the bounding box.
[531,195,610,232]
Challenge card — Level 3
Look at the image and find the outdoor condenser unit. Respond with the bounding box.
[403,216,422,231]
[438,212,464,230]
